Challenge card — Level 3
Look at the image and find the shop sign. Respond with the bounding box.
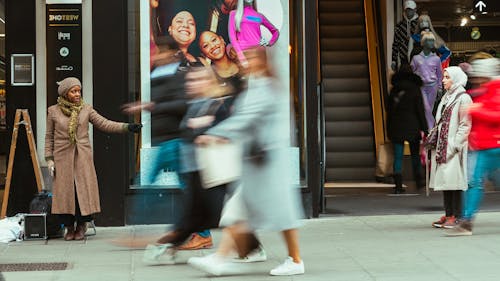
[46,4,82,106]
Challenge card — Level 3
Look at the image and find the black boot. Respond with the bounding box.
[413,167,425,190]
[393,173,405,194]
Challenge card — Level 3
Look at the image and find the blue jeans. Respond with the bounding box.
[463,148,500,220]
[392,141,421,174]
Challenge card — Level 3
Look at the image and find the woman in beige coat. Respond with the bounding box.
[429,67,472,229]
[44,77,141,240]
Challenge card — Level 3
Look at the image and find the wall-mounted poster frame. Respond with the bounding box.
[135,0,299,188]
[11,54,35,86]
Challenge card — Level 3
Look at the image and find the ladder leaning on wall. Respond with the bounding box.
[1,109,44,218]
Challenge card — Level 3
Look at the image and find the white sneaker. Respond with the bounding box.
[188,254,246,276]
[232,246,267,263]
[269,257,305,276]
[142,244,176,265]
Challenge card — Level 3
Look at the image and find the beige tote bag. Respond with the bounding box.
[196,142,242,189]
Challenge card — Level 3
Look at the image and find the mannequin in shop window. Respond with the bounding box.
[228,0,279,67]
[410,14,452,70]
[391,0,419,71]
[411,31,443,129]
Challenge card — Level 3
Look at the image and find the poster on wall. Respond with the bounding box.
[140,0,291,186]
[46,4,82,107]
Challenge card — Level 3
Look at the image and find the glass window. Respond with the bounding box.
[127,0,307,188]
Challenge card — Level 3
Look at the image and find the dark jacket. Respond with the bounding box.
[150,71,188,145]
[386,71,428,142]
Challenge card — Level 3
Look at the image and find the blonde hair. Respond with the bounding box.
[235,0,258,32]
[420,31,436,44]
[416,14,445,48]
[468,51,494,63]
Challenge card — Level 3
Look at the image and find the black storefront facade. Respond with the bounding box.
[3,0,321,226]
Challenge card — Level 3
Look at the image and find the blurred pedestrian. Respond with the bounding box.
[142,66,234,264]
[427,67,472,229]
[386,64,428,193]
[447,58,500,236]
[188,47,305,276]
[45,77,142,241]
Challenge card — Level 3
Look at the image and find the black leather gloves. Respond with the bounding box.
[127,123,142,133]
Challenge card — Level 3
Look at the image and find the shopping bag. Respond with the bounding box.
[375,142,394,178]
[196,142,242,189]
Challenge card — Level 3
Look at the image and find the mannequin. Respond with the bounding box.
[410,31,443,129]
[410,14,451,69]
[391,0,419,71]
[228,0,279,66]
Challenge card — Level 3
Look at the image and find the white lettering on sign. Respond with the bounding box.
[58,32,71,40]
[49,14,79,21]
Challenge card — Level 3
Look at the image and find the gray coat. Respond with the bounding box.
[207,76,303,231]
[429,90,472,191]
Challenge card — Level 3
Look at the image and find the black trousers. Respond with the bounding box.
[59,188,93,227]
[443,190,462,218]
[170,171,227,246]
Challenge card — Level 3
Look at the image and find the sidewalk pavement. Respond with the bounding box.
[2,212,500,281]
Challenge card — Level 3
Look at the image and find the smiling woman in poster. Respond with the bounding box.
[199,30,243,93]
[168,10,199,65]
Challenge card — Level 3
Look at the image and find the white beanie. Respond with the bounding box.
[469,58,500,78]
[404,0,417,10]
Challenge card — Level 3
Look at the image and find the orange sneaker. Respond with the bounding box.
[442,216,458,229]
[432,216,447,228]
[177,233,213,250]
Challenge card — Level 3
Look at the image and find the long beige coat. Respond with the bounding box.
[45,104,127,215]
[429,91,472,191]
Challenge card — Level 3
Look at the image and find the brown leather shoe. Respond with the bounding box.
[64,226,75,241]
[74,223,88,240]
[177,233,213,250]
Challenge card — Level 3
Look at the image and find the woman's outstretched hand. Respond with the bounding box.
[127,123,143,133]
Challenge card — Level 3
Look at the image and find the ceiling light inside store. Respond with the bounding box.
[0,18,4,24]
[460,17,468,26]
[470,15,476,20]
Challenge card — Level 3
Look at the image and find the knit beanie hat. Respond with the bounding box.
[404,0,417,10]
[421,31,435,43]
[469,58,500,78]
[57,77,81,96]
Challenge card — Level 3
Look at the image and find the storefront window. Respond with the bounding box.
[128,0,307,188]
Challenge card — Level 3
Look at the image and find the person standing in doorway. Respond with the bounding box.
[428,67,472,229]
[386,64,428,194]
[45,77,142,240]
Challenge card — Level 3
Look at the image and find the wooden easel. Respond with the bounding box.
[1,109,44,218]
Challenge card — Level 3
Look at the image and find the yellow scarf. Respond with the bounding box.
[57,96,84,144]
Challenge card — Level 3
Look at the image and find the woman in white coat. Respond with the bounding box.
[429,66,472,229]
